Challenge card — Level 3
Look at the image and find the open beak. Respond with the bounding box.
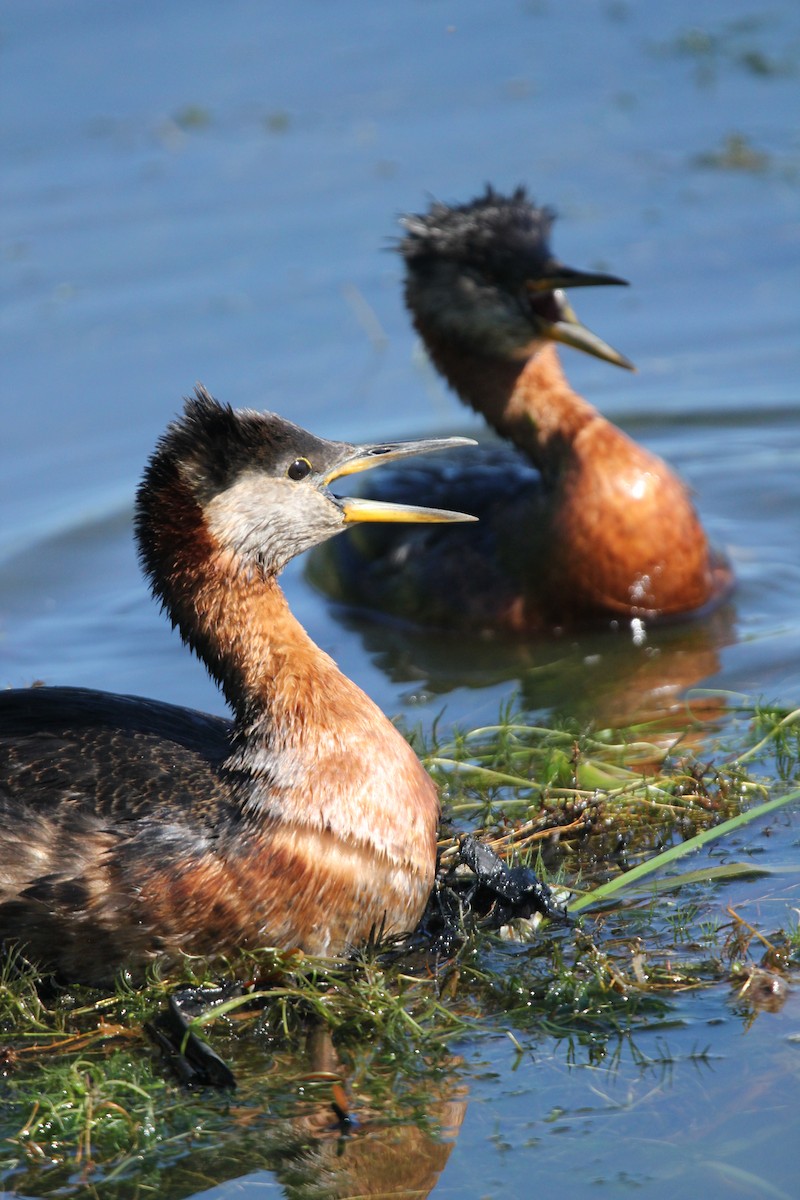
[323,437,479,524]
[527,265,635,371]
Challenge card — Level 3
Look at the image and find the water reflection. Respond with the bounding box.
[251,1028,468,1200]
[189,1087,467,1200]
[5,1028,467,1200]
[316,592,739,731]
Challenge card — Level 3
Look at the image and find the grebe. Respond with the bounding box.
[312,187,732,633]
[0,388,475,983]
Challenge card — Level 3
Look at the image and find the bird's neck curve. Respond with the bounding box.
[414,320,599,480]
[147,492,439,867]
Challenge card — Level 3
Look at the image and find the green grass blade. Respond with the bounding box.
[568,787,800,913]
[602,861,771,899]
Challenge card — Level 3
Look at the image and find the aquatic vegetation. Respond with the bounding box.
[0,696,798,1196]
[693,132,771,173]
[652,16,798,84]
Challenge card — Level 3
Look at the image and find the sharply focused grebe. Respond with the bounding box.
[0,388,476,983]
[312,187,732,633]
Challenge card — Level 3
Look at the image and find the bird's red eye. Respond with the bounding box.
[287,457,312,481]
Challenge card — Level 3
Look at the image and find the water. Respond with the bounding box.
[2,2,799,1197]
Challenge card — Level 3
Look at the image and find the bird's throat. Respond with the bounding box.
[416,332,599,478]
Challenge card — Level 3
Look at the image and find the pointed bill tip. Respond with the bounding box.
[324,435,477,485]
[340,497,478,525]
[323,433,479,525]
[539,316,635,371]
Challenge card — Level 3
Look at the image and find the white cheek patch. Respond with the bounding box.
[204,471,341,566]
[204,473,285,560]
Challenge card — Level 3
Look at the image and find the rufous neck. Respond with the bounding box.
[177,551,438,865]
[416,323,599,478]
[138,477,439,867]
[175,555,333,727]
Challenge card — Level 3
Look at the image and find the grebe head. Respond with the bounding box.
[136,386,476,582]
[399,185,634,369]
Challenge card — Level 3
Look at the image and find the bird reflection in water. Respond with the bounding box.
[274,1028,468,1200]
[318,597,737,737]
[151,1024,469,1200]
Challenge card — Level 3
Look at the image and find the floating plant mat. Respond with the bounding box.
[428,693,800,889]
[1,695,798,1198]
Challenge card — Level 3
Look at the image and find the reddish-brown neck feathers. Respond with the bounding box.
[137,467,439,881]
[411,325,729,620]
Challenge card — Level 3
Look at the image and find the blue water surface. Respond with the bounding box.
[2,2,799,1198]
